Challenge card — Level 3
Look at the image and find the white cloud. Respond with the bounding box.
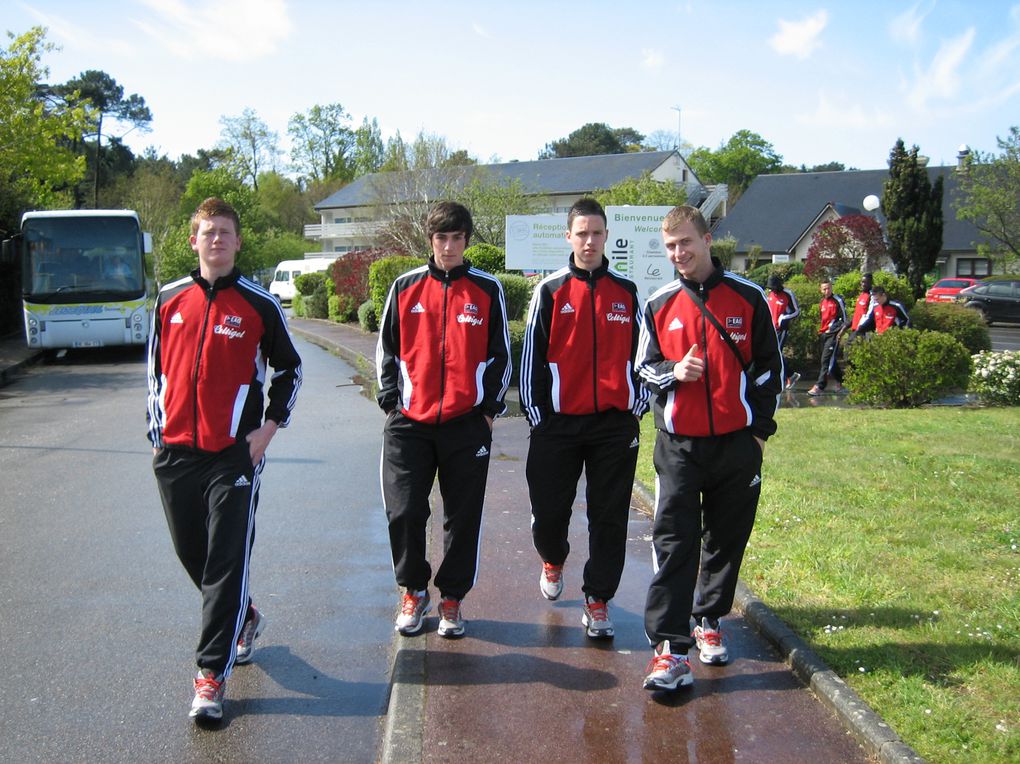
[641,48,664,70]
[472,22,490,39]
[769,10,827,59]
[796,92,892,129]
[889,1,931,46]
[20,3,137,57]
[137,0,293,62]
[906,27,975,109]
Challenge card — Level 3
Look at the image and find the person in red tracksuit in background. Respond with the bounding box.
[520,197,651,640]
[376,201,511,640]
[808,279,848,396]
[148,197,302,723]
[850,273,875,333]
[636,205,782,692]
[854,286,911,336]
[765,274,800,389]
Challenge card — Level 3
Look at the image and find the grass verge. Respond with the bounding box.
[637,407,1020,764]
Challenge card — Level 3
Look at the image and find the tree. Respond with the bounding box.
[804,214,886,280]
[256,170,313,232]
[218,108,280,190]
[457,172,540,248]
[593,172,687,208]
[352,117,385,178]
[380,131,409,172]
[956,126,1020,270]
[1,27,89,229]
[684,130,784,199]
[52,69,151,207]
[883,139,944,297]
[287,103,354,184]
[540,123,640,158]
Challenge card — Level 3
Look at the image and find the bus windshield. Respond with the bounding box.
[23,216,146,303]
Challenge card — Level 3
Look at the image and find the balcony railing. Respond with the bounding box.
[304,221,384,240]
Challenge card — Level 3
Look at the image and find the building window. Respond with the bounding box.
[334,216,352,224]
[956,258,991,277]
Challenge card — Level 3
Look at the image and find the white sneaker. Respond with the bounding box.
[189,670,225,720]
[235,605,264,665]
[539,562,563,600]
[643,641,693,691]
[437,597,466,638]
[395,590,430,635]
[581,597,614,639]
[693,617,730,664]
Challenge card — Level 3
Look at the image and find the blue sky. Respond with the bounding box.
[9,1,1020,172]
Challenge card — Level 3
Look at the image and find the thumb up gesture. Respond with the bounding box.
[672,343,705,382]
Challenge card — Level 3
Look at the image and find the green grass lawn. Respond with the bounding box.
[637,407,1020,764]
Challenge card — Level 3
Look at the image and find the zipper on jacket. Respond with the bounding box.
[436,278,449,424]
[698,282,715,435]
[192,286,215,449]
[588,279,599,411]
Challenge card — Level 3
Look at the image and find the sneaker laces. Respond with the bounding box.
[586,599,608,623]
[699,626,723,647]
[400,593,424,616]
[194,674,222,700]
[646,652,680,675]
[439,599,460,621]
[543,563,562,583]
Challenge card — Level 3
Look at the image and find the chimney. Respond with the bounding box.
[956,144,971,171]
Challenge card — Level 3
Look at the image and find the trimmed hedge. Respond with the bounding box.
[909,302,991,355]
[844,328,972,407]
[497,273,532,321]
[369,256,425,318]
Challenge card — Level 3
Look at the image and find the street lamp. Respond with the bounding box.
[862,194,880,212]
[670,105,681,150]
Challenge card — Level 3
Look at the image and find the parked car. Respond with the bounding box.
[925,277,980,303]
[956,279,1020,325]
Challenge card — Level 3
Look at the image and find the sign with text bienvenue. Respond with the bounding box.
[604,206,676,299]
[504,207,677,298]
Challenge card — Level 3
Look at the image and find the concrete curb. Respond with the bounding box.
[290,325,925,764]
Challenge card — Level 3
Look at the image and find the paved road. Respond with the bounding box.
[989,324,1020,351]
[0,338,394,762]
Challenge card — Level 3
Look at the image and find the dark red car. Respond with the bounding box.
[925,277,980,303]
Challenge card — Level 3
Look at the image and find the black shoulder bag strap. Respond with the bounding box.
[680,282,753,375]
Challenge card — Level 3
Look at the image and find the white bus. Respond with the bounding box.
[3,210,152,349]
[269,257,335,302]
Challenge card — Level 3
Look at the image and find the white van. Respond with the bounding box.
[269,258,335,302]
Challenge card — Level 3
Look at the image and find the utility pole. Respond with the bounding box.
[670,105,682,150]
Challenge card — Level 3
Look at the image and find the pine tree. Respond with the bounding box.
[882,139,944,298]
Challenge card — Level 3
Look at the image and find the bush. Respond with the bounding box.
[304,284,329,319]
[329,293,359,322]
[710,236,737,270]
[844,329,972,407]
[778,281,824,376]
[369,256,424,318]
[358,299,378,333]
[497,273,533,321]
[909,302,991,354]
[292,293,306,317]
[294,271,328,297]
[507,319,526,389]
[465,243,512,275]
[969,350,1020,405]
[744,261,805,288]
[331,249,388,315]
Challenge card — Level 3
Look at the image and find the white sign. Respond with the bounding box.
[505,214,569,271]
[504,207,678,299]
[605,206,675,299]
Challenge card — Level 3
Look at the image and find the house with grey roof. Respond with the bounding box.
[306,151,725,254]
[712,160,988,279]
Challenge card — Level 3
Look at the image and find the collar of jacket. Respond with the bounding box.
[427,257,472,283]
[568,254,609,282]
[190,267,241,292]
[677,256,724,295]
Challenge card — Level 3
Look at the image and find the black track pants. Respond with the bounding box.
[527,410,640,601]
[644,428,762,650]
[815,332,844,387]
[153,443,260,678]
[381,411,492,601]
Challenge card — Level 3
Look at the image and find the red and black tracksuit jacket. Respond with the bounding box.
[637,264,782,441]
[767,287,800,348]
[856,300,911,335]
[147,268,302,450]
[851,290,875,331]
[376,258,511,422]
[519,257,650,425]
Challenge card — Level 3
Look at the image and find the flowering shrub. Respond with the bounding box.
[970,350,1020,406]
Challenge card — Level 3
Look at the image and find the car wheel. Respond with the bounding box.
[966,303,991,325]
